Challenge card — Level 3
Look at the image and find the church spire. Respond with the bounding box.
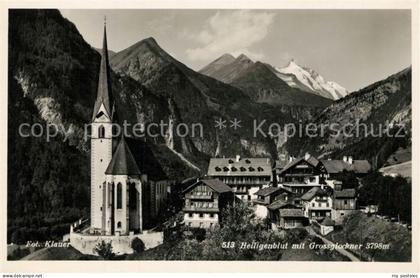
[92,18,114,121]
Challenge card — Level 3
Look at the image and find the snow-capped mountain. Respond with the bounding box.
[273,60,349,100]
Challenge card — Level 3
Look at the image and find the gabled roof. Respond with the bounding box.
[256,186,293,196]
[207,157,272,177]
[92,24,114,121]
[183,179,232,194]
[256,186,280,196]
[278,155,320,175]
[268,200,298,210]
[320,159,371,174]
[279,208,305,218]
[105,137,141,175]
[334,188,357,198]
[301,187,329,201]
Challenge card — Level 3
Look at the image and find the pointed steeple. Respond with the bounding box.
[92,19,114,121]
[105,136,141,175]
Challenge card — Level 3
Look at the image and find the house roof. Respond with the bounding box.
[301,187,329,201]
[256,186,281,196]
[268,200,297,210]
[278,155,320,175]
[255,186,292,196]
[307,156,320,167]
[105,136,141,175]
[280,208,305,218]
[320,217,335,226]
[207,157,272,177]
[320,159,371,174]
[334,188,357,198]
[183,179,233,194]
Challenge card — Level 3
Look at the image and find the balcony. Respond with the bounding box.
[183,206,219,213]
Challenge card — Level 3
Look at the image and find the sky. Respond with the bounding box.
[60,9,411,92]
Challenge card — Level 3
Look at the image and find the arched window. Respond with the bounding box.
[117,221,122,228]
[117,182,122,209]
[98,125,105,138]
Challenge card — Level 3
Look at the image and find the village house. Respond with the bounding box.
[332,183,357,224]
[253,186,293,218]
[320,156,371,188]
[207,155,273,201]
[301,187,333,221]
[267,201,307,230]
[182,179,234,229]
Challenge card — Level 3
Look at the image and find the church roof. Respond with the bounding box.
[92,24,114,121]
[207,157,272,177]
[105,136,141,175]
[124,137,168,180]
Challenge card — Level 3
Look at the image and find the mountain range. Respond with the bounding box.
[200,54,349,101]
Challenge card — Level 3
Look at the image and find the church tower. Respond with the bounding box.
[90,21,115,232]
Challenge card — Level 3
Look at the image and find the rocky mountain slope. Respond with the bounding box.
[230,61,333,107]
[199,53,254,84]
[274,60,348,100]
[199,53,235,78]
[199,54,333,108]
[284,66,411,168]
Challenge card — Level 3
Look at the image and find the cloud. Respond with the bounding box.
[185,10,275,62]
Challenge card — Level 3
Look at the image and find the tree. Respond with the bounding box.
[93,240,115,260]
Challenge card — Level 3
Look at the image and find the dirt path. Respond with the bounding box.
[306,226,361,262]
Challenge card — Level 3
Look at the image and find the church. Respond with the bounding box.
[89,22,168,236]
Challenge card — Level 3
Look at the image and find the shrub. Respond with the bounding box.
[131,238,145,253]
[93,240,115,260]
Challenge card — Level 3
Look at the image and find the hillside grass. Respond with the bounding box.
[327,211,411,262]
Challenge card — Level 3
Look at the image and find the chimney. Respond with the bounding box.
[289,156,293,162]
[236,155,241,162]
[304,152,310,161]
[343,156,348,162]
[348,156,353,164]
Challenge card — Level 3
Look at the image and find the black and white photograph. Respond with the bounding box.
[3,3,417,269]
